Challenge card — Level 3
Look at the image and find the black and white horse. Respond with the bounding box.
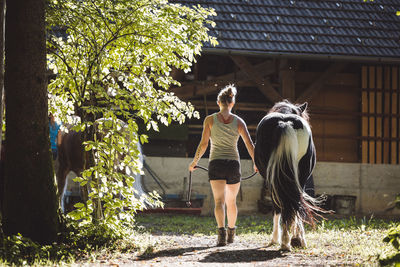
[255,100,322,251]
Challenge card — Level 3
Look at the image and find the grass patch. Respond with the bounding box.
[134,213,275,235]
[134,213,396,234]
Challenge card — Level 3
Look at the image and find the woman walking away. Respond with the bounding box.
[189,84,257,246]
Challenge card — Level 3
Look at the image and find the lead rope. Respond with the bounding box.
[186,165,258,207]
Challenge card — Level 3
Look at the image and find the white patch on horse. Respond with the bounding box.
[267,121,305,209]
[268,213,281,246]
[295,126,310,162]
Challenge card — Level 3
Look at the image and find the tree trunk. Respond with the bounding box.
[3,0,60,244]
[0,0,5,243]
[0,0,5,149]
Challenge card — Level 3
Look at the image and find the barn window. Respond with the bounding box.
[361,66,400,164]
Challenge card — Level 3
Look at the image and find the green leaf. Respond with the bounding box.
[139,134,148,144]
[74,202,85,208]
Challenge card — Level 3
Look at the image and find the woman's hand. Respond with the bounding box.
[253,163,258,173]
[189,161,197,172]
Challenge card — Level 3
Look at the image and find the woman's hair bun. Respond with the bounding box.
[225,84,237,96]
[217,84,237,105]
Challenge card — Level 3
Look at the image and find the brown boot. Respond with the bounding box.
[217,227,226,246]
[227,227,236,243]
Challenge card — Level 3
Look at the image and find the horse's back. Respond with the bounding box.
[255,112,315,187]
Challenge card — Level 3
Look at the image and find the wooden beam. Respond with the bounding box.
[172,60,275,99]
[280,69,295,100]
[173,79,247,99]
[230,55,282,103]
[191,99,397,118]
[296,62,347,103]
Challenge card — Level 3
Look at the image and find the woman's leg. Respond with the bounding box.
[225,182,240,228]
[210,180,227,228]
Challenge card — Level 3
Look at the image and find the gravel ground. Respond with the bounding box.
[69,213,393,266]
[77,233,367,266]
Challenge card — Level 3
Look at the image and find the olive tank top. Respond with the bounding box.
[209,113,240,161]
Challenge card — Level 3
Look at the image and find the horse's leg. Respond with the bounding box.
[56,164,68,198]
[280,222,291,252]
[298,219,307,247]
[57,166,69,213]
[267,212,281,247]
[290,216,307,248]
[56,132,69,203]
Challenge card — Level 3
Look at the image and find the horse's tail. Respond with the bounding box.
[267,121,321,227]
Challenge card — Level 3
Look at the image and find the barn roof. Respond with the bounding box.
[177,0,400,62]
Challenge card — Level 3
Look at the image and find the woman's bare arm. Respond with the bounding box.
[189,115,213,171]
[237,117,258,172]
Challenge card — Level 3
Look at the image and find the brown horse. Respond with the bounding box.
[56,124,147,213]
[56,131,85,212]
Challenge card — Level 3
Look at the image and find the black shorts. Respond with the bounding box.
[208,159,241,184]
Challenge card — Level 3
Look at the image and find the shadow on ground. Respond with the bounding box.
[136,246,285,263]
[200,248,285,263]
[136,246,209,260]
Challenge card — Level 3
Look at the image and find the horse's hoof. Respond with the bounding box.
[290,237,305,248]
[280,244,291,252]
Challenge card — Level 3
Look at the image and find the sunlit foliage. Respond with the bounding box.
[46,0,217,229]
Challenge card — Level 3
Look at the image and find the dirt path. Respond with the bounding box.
[88,234,361,266]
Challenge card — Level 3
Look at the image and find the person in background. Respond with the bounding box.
[49,113,62,160]
[189,84,257,246]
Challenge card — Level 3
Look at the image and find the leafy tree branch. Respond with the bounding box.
[46,0,217,230]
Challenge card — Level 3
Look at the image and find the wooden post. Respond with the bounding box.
[280,69,295,101]
[361,66,368,163]
[383,66,391,164]
[391,67,398,164]
[203,94,208,116]
[376,66,382,164]
[368,66,376,164]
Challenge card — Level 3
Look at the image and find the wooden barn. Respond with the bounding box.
[142,0,400,215]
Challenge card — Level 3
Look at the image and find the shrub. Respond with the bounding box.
[379,194,400,266]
